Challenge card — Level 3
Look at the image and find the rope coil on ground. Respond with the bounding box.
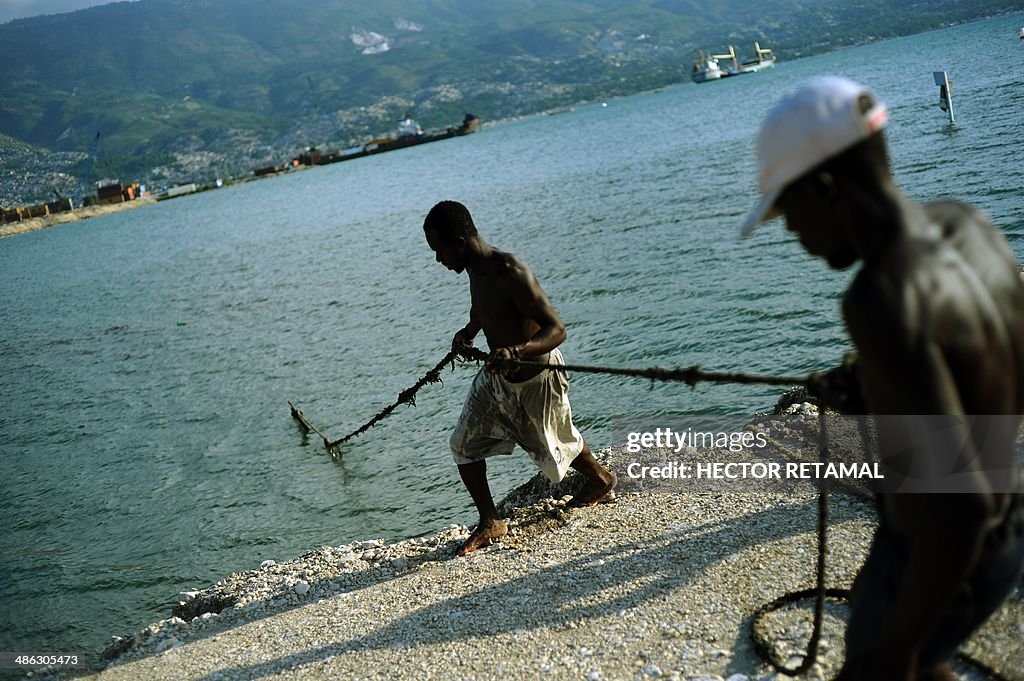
[748,411,1012,681]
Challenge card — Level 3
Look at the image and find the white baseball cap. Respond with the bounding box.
[739,76,889,238]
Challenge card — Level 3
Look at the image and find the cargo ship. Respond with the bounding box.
[692,42,775,83]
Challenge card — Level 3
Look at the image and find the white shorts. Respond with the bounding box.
[450,348,585,482]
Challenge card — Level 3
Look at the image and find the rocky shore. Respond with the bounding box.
[42,402,1024,681]
[0,199,156,240]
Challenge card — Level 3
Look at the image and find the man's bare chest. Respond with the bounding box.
[470,277,519,323]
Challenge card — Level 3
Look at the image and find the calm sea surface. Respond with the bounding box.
[2,12,1022,670]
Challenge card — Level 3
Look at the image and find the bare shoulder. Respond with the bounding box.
[927,198,988,230]
[492,249,529,274]
[927,199,1017,268]
[490,250,540,289]
[843,240,948,353]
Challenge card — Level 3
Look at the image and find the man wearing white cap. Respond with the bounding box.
[742,76,1024,681]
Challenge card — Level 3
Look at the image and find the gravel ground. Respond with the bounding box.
[38,405,1024,681]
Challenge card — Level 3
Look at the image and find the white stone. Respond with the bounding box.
[293,580,310,596]
[260,560,276,568]
[154,636,181,653]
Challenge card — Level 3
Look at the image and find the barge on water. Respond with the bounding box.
[299,113,480,167]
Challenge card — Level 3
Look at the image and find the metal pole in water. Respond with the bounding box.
[933,71,955,125]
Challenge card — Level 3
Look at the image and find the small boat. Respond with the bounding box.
[1019,26,1023,40]
[692,42,775,83]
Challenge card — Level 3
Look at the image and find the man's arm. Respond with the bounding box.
[452,308,481,351]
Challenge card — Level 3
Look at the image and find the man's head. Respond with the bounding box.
[423,200,478,273]
[739,76,890,264]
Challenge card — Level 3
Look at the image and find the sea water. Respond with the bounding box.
[1,11,1022,669]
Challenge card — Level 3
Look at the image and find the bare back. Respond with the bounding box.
[843,208,1024,529]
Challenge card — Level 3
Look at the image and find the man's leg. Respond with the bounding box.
[568,441,617,508]
[457,460,508,555]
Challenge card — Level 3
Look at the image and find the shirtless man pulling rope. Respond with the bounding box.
[423,200,617,556]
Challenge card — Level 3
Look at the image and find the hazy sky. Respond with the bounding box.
[0,0,122,24]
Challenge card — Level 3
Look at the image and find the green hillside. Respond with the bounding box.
[0,0,1018,205]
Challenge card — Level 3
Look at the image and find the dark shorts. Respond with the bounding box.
[845,497,1024,669]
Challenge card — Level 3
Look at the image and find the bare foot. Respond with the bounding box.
[569,470,617,508]
[457,519,508,556]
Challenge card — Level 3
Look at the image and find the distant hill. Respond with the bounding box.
[0,0,1018,204]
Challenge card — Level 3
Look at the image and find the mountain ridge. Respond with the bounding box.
[1,0,1018,205]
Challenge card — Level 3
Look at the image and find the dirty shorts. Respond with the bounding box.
[450,348,585,482]
[844,495,1024,669]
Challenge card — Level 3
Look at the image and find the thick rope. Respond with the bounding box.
[287,346,1011,680]
[289,350,463,456]
[751,407,839,676]
[290,347,811,456]
[459,346,807,387]
[750,411,1011,681]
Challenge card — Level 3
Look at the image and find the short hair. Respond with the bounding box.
[423,200,478,242]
